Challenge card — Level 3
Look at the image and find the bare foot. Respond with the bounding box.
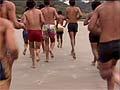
[50,50,54,58]
[31,65,36,69]
[72,52,76,60]
[45,60,49,63]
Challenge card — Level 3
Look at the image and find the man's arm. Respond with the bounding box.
[88,10,99,32]
[54,8,58,20]
[7,1,24,29]
[40,10,45,27]
[77,7,83,19]
[5,20,19,60]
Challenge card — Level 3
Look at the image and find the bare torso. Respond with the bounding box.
[66,6,82,23]
[41,6,58,25]
[0,0,24,29]
[22,8,44,30]
[97,1,120,42]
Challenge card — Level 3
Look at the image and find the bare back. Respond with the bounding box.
[98,1,120,42]
[0,1,24,29]
[41,6,58,25]
[66,6,82,23]
[22,8,44,30]
[89,1,120,42]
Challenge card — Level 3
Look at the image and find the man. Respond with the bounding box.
[66,0,82,59]
[88,1,120,90]
[0,18,18,90]
[84,1,101,66]
[0,0,24,28]
[41,0,58,62]
[21,0,45,68]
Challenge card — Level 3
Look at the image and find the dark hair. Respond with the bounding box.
[26,0,36,9]
[91,1,101,10]
[57,11,62,15]
[44,0,50,6]
[25,8,29,11]
[39,4,45,9]
[69,0,75,6]
[0,0,4,4]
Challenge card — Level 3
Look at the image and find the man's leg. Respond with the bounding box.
[50,34,55,58]
[98,60,117,90]
[35,42,41,62]
[69,31,76,59]
[29,42,35,68]
[0,82,10,90]
[60,33,63,48]
[69,32,75,54]
[91,43,99,66]
[113,60,120,86]
[57,33,60,48]
[45,38,49,62]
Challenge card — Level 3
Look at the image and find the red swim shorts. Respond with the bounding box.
[28,30,43,42]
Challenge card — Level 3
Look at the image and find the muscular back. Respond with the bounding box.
[41,7,58,25]
[22,8,44,30]
[66,6,82,23]
[98,1,120,42]
[0,1,15,19]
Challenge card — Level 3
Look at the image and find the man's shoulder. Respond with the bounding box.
[35,8,42,12]
[95,3,104,12]
[49,7,56,11]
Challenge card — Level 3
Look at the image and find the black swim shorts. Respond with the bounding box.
[89,32,100,43]
[68,23,78,32]
[99,40,120,63]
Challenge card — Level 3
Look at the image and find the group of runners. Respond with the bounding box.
[0,0,119,90]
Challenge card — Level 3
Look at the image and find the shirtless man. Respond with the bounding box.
[21,0,44,68]
[88,1,120,90]
[0,0,24,28]
[41,0,58,62]
[66,0,82,59]
[84,1,101,66]
[0,18,18,90]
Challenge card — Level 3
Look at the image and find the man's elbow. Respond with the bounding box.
[88,24,94,31]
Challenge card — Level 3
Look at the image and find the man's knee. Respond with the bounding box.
[99,69,113,80]
[98,62,113,80]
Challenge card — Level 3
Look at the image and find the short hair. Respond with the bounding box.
[0,0,4,4]
[26,0,36,9]
[57,11,62,15]
[39,4,45,9]
[91,1,101,10]
[69,0,75,6]
[44,0,50,6]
